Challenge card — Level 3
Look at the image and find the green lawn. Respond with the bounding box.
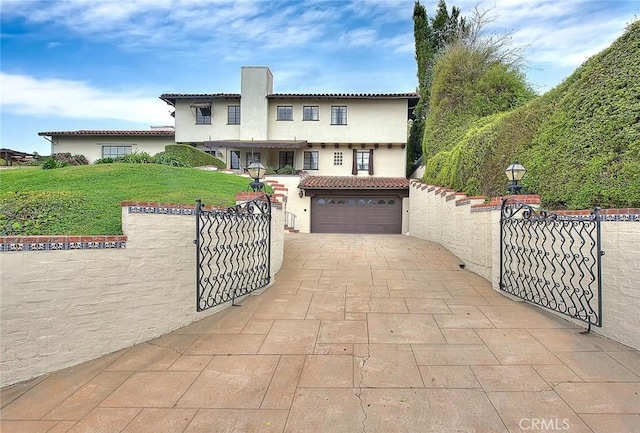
[0,164,261,235]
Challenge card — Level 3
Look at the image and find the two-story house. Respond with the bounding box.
[161,66,418,234]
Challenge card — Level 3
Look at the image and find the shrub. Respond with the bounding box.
[277,165,296,175]
[93,157,115,164]
[42,157,67,170]
[117,150,154,164]
[264,166,277,175]
[164,144,226,168]
[53,152,88,166]
[153,152,189,167]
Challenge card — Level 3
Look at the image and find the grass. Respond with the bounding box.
[0,164,263,235]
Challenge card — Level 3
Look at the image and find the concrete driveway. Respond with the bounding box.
[2,233,639,432]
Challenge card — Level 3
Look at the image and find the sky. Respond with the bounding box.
[1,0,638,155]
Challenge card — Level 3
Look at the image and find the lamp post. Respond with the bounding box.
[505,161,526,194]
[247,161,266,192]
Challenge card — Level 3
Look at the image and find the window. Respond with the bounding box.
[352,149,374,175]
[303,151,319,170]
[277,106,293,121]
[102,145,131,159]
[333,152,343,166]
[303,106,319,121]
[227,106,240,124]
[331,106,347,125]
[230,150,240,169]
[246,152,261,167]
[356,150,369,170]
[279,151,294,168]
[195,106,211,124]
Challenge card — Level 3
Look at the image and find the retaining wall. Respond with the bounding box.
[408,180,640,350]
[0,197,284,387]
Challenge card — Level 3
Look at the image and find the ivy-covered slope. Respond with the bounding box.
[422,20,640,209]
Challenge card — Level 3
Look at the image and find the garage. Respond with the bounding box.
[299,176,409,234]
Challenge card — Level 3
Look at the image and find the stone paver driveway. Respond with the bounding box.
[2,234,640,433]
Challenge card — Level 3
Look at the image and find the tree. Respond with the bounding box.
[407,0,468,175]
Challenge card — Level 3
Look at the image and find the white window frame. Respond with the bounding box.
[102,145,132,159]
[277,106,293,121]
[303,151,319,170]
[356,150,369,170]
[303,106,319,121]
[331,106,347,125]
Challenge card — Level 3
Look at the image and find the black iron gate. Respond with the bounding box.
[195,196,271,311]
[499,198,603,331]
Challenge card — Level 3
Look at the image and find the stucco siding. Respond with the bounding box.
[51,136,174,163]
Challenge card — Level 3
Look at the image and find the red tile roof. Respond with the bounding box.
[268,93,419,100]
[299,176,409,190]
[203,140,307,149]
[38,130,175,137]
[160,93,241,105]
[159,93,419,106]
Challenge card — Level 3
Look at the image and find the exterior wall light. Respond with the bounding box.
[505,161,526,194]
[247,161,266,192]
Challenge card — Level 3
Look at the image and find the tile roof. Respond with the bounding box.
[203,140,307,149]
[299,176,410,190]
[160,93,241,105]
[38,130,175,137]
[159,92,419,105]
[267,93,419,100]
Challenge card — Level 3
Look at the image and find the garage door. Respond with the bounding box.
[311,196,402,234]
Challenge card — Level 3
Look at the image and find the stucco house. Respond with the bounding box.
[161,66,418,234]
[37,127,175,163]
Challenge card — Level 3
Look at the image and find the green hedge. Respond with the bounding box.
[422,20,640,209]
[160,144,226,169]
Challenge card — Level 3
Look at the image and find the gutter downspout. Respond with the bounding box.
[41,135,55,156]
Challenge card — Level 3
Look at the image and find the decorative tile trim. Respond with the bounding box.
[0,236,127,252]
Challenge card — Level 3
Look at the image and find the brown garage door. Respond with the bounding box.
[311,196,402,234]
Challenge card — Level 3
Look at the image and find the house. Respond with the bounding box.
[37,127,175,163]
[161,66,418,234]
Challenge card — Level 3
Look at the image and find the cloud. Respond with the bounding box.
[0,72,173,124]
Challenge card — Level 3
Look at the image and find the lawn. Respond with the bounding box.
[0,164,261,235]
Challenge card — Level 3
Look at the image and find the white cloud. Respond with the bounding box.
[0,72,173,124]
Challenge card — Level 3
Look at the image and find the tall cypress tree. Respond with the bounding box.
[407,0,468,175]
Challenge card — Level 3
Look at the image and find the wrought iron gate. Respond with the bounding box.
[195,196,271,311]
[499,198,603,331]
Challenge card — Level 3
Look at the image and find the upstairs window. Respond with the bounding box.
[333,152,343,166]
[331,106,347,125]
[227,105,240,124]
[303,151,319,170]
[191,103,211,124]
[303,106,319,121]
[277,106,293,121]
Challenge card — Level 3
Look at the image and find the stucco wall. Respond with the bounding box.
[51,136,175,163]
[0,202,284,387]
[408,181,640,350]
[174,98,410,145]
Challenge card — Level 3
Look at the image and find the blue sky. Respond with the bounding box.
[1,0,637,155]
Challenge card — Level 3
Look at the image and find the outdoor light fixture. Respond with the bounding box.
[505,161,527,194]
[247,161,266,192]
[298,189,304,198]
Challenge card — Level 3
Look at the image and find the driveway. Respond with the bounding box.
[2,233,639,432]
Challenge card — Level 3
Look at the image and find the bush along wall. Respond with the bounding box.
[422,20,640,209]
